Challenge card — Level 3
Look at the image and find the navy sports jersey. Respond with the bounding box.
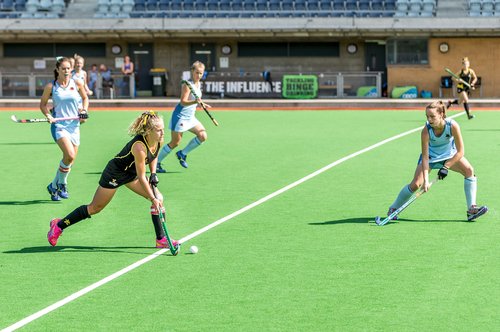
[457,69,474,91]
[99,135,160,189]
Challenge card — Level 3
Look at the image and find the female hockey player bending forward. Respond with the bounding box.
[387,100,487,222]
[47,111,178,248]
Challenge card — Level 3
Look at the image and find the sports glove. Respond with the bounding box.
[149,173,159,186]
[79,110,89,119]
[438,166,448,180]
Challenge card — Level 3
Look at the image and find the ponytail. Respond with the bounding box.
[128,111,162,136]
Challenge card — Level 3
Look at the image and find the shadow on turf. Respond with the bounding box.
[84,171,182,175]
[3,245,158,255]
[394,218,465,223]
[309,217,464,225]
[0,199,57,205]
[309,217,374,225]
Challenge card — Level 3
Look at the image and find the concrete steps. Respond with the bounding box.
[64,0,98,18]
[436,0,468,17]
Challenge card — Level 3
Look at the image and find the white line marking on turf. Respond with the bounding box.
[2,112,464,332]
[1,251,169,332]
[178,112,464,243]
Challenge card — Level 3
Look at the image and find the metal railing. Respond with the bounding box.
[0,70,381,98]
[0,72,135,99]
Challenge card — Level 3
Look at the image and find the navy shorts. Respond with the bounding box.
[417,155,447,170]
[98,161,137,189]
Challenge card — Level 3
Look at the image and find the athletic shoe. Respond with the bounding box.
[57,184,69,199]
[176,151,188,168]
[47,218,63,246]
[156,237,179,249]
[468,115,475,120]
[157,163,167,173]
[387,207,399,220]
[467,205,488,221]
[47,183,61,201]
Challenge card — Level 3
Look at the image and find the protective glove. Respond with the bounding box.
[149,173,159,186]
[79,110,89,119]
[438,166,448,180]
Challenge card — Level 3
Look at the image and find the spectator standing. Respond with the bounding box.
[88,64,98,96]
[121,55,135,96]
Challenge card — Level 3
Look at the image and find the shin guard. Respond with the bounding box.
[151,204,166,240]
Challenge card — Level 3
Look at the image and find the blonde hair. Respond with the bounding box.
[426,100,449,118]
[128,111,163,136]
[73,53,84,64]
[191,61,205,71]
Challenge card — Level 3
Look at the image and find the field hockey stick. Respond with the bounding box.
[150,183,179,256]
[444,68,472,89]
[375,177,439,226]
[10,115,80,123]
[181,79,219,126]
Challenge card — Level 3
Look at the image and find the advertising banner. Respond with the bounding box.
[282,75,318,99]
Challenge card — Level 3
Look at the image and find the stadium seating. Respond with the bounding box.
[0,0,413,19]
[0,0,69,18]
[4,0,500,19]
[395,0,436,17]
[482,0,495,15]
[0,0,25,17]
[467,0,500,16]
[125,0,399,18]
[94,0,135,18]
[385,0,396,10]
[1,0,14,11]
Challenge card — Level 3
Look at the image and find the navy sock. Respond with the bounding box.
[464,102,471,117]
[58,205,90,229]
[151,205,166,240]
[151,215,166,240]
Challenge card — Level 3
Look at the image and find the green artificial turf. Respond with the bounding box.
[0,109,498,331]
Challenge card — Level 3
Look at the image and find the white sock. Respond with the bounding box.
[56,161,72,185]
[464,176,477,209]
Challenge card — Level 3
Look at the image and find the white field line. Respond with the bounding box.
[178,112,463,243]
[2,112,464,332]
